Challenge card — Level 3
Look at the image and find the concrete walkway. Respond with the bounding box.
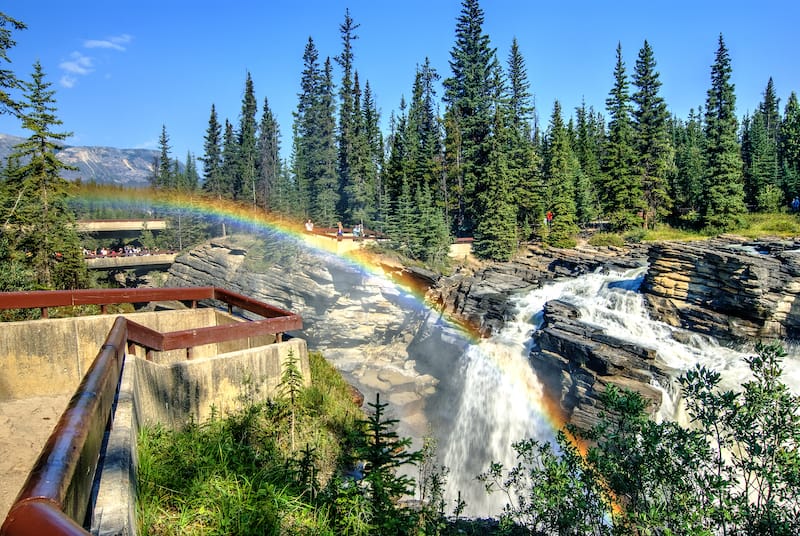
[0,394,71,519]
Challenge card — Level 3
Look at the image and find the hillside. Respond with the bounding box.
[0,133,158,187]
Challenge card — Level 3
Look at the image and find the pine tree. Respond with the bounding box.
[153,124,173,189]
[505,38,540,237]
[343,72,373,227]
[702,34,747,230]
[220,119,238,200]
[237,72,258,205]
[0,12,25,118]
[2,61,88,289]
[314,58,339,226]
[384,100,409,206]
[292,39,338,225]
[336,9,360,221]
[779,92,800,198]
[357,392,422,530]
[574,101,602,225]
[414,185,452,266]
[181,151,199,191]
[361,80,384,220]
[256,96,281,211]
[543,101,580,247]
[632,40,672,229]
[200,104,225,198]
[473,124,517,260]
[443,0,497,236]
[602,43,642,231]
[407,58,443,196]
[671,109,706,223]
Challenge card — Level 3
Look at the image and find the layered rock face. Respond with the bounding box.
[642,238,800,343]
[531,299,668,430]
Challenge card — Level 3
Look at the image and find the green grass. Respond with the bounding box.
[136,351,359,535]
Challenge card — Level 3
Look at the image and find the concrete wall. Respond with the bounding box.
[0,309,276,400]
[133,338,309,428]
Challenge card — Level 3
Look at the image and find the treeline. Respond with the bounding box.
[148,0,799,263]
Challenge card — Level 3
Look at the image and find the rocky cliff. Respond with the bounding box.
[429,242,649,337]
[642,237,800,343]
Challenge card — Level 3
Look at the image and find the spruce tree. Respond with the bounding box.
[362,81,384,217]
[256,96,281,211]
[237,72,258,205]
[357,392,422,531]
[473,111,517,261]
[407,58,443,196]
[779,92,800,198]
[505,38,540,237]
[384,102,409,205]
[543,101,580,247]
[743,112,780,211]
[200,104,225,198]
[574,101,602,225]
[672,109,706,224]
[343,72,374,227]
[443,0,497,235]
[154,125,173,189]
[0,12,25,118]
[219,119,239,200]
[702,34,747,230]
[314,58,339,226]
[3,61,88,289]
[335,9,359,221]
[602,43,642,231]
[632,40,672,228]
[292,39,338,225]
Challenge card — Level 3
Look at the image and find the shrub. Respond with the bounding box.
[587,232,625,247]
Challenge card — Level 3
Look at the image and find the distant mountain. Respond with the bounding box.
[0,133,158,187]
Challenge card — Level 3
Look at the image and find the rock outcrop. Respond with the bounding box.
[642,237,800,343]
[531,299,669,430]
[165,233,458,440]
[430,242,649,336]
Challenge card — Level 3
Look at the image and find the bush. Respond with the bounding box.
[587,232,625,247]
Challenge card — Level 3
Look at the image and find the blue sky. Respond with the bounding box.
[1,0,799,165]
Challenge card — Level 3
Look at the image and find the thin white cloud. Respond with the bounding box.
[59,52,93,75]
[58,34,131,88]
[60,75,77,88]
[84,34,132,51]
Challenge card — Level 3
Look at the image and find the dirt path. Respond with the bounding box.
[0,395,71,520]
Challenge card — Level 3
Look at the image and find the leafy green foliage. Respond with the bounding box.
[484,342,800,535]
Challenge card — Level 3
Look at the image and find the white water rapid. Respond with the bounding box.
[440,269,800,518]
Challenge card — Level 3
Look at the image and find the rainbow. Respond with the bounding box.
[75,184,566,432]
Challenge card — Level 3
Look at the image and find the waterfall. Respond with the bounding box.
[440,269,800,518]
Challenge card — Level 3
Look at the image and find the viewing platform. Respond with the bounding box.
[0,287,306,535]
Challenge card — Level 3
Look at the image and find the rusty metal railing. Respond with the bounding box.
[0,287,303,535]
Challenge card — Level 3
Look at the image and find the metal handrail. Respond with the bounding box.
[0,287,303,535]
[1,317,127,536]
